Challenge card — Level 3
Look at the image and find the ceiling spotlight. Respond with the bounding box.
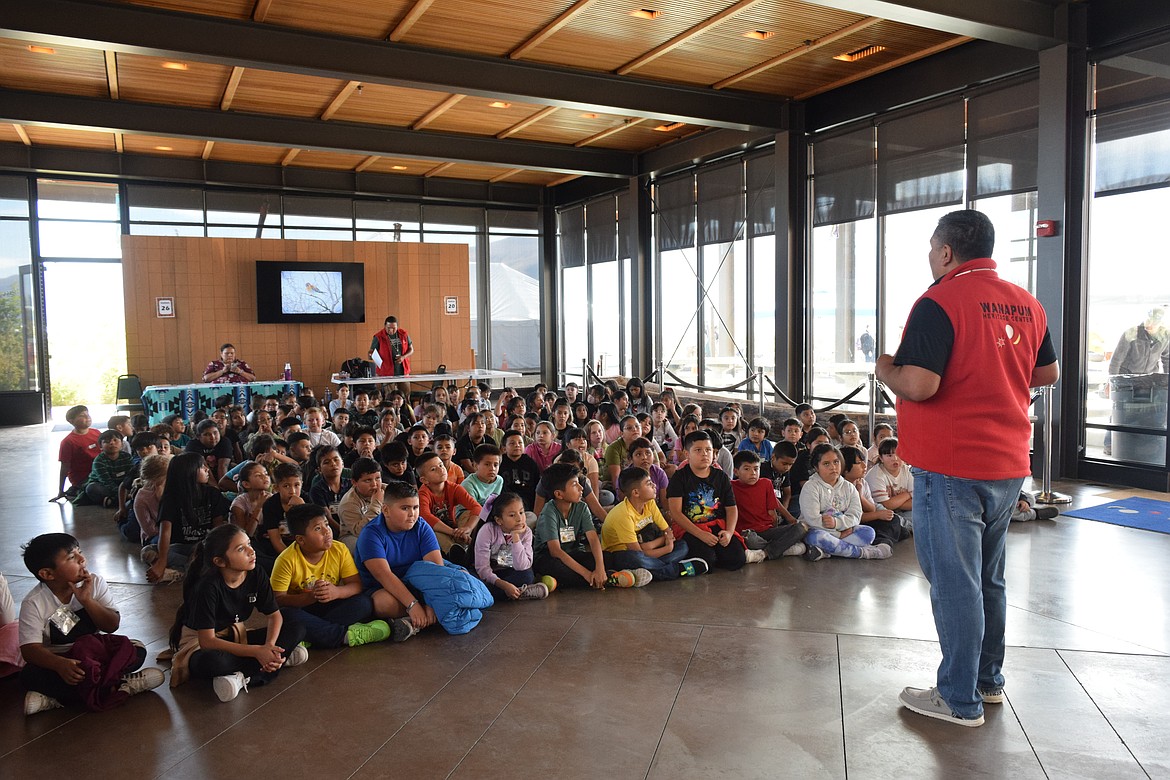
[744,30,774,40]
[391,165,408,170]
[630,9,660,19]
[162,61,189,70]
[581,112,599,119]
[654,121,685,132]
[488,101,511,109]
[28,45,57,55]
[154,146,173,151]
[833,45,887,62]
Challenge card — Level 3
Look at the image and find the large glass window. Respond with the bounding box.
[488,210,540,372]
[0,176,38,392]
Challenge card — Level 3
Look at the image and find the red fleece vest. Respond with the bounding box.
[896,259,1047,480]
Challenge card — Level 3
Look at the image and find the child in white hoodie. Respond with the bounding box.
[799,444,891,561]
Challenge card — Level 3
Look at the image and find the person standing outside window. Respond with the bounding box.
[369,316,414,377]
[876,210,1059,728]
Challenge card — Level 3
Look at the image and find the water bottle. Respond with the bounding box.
[283,362,292,381]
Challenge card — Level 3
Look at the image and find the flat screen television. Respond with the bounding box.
[256,261,365,323]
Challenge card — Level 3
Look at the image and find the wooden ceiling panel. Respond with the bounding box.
[329,83,450,128]
[635,2,864,87]
[522,0,737,72]
[290,149,370,169]
[425,96,545,136]
[115,53,234,108]
[588,121,696,150]
[261,0,410,39]
[500,169,567,186]
[23,126,117,151]
[511,109,634,145]
[0,39,110,98]
[230,69,351,118]
[360,157,437,175]
[0,125,26,145]
[119,0,253,19]
[400,0,570,57]
[206,140,287,165]
[733,20,958,96]
[121,134,207,156]
[429,162,503,181]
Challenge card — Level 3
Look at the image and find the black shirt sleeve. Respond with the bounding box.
[1036,328,1057,367]
[892,298,954,377]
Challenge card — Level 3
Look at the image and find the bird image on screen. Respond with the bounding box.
[280,270,344,314]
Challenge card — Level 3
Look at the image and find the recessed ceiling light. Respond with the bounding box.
[391,165,409,170]
[581,113,599,119]
[654,121,685,132]
[488,101,511,109]
[161,61,189,70]
[744,30,774,40]
[154,146,173,151]
[629,9,660,20]
[833,45,886,62]
[27,45,56,55]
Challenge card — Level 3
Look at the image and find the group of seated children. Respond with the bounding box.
[24,380,953,714]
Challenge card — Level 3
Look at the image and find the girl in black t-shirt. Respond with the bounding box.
[167,524,306,702]
[147,453,230,585]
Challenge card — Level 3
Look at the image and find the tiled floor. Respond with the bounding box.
[1,422,1168,778]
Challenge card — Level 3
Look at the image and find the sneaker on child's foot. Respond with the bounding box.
[285,644,309,667]
[154,567,183,584]
[782,542,806,557]
[631,568,653,587]
[803,545,830,562]
[1035,506,1060,520]
[539,575,558,593]
[744,548,766,564]
[24,691,63,716]
[519,582,550,599]
[679,557,709,576]
[389,617,419,643]
[861,543,893,560]
[899,686,984,727]
[119,667,165,695]
[140,545,159,566]
[347,620,392,647]
[743,530,768,551]
[606,569,638,588]
[213,671,249,702]
[103,496,117,509]
[978,686,1005,704]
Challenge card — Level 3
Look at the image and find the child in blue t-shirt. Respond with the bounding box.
[737,417,774,462]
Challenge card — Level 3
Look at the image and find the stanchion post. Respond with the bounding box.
[581,359,588,389]
[756,367,764,417]
[868,373,877,446]
[1036,384,1071,505]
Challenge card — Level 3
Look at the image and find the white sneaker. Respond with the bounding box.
[119,667,165,695]
[782,542,806,556]
[861,543,893,560]
[154,568,183,584]
[213,671,249,702]
[140,545,159,566]
[744,548,766,564]
[24,691,64,716]
[285,644,309,667]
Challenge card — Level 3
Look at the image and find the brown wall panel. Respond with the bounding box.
[121,236,474,396]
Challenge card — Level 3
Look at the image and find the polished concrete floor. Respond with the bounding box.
[1,422,1168,779]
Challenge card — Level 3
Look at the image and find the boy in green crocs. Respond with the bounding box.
[271,504,390,648]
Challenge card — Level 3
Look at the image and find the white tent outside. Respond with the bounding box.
[489,261,541,370]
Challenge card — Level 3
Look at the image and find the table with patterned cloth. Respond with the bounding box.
[142,381,304,425]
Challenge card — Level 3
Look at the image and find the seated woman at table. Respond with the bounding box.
[202,343,256,384]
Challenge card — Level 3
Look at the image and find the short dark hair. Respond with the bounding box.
[565,426,587,442]
[934,209,995,262]
[384,480,417,501]
[415,450,442,470]
[683,430,711,449]
[23,533,79,579]
[131,432,162,451]
[618,466,650,496]
[773,440,798,459]
[248,433,275,456]
[273,462,302,483]
[351,457,380,481]
[733,450,760,468]
[794,403,813,416]
[747,417,770,433]
[219,342,234,352]
[195,419,218,435]
[541,462,580,496]
[287,431,311,448]
[65,405,88,424]
[288,503,328,537]
[353,426,377,441]
[803,426,829,445]
[278,417,303,431]
[98,429,121,445]
[381,441,409,464]
[473,443,501,462]
[629,436,654,457]
[878,436,900,457]
[782,417,801,429]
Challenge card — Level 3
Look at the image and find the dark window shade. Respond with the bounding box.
[617,189,636,259]
[488,209,539,232]
[697,162,743,245]
[655,175,695,252]
[586,197,617,265]
[1094,100,1170,194]
[746,154,775,237]
[969,79,1039,198]
[813,127,875,226]
[878,102,965,215]
[558,205,585,268]
[1096,42,1170,113]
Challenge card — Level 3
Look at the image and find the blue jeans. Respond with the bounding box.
[912,467,1022,719]
[282,593,375,648]
[605,540,691,581]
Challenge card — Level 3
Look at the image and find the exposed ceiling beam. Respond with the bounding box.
[547,173,579,186]
[509,0,599,60]
[252,0,274,23]
[13,125,31,146]
[795,35,969,99]
[804,0,1062,50]
[0,88,635,177]
[114,132,123,153]
[412,93,466,131]
[280,148,300,166]
[220,66,245,111]
[425,162,454,177]
[104,51,119,100]
[321,80,362,121]
[617,0,761,75]
[575,118,646,148]
[489,168,523,183]
[201,140,214,159]
[388,0,436,42]
[713,17,881,89]
[354,155,379,172]
[497,106,559,139]
[0,0,784,132]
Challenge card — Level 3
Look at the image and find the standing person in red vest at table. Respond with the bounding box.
[369,316,413,377]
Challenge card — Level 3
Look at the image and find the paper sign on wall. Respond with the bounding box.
[157,297,175,318]
[445,296,458,314]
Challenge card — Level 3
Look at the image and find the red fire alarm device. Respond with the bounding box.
[1036,219,1059,237]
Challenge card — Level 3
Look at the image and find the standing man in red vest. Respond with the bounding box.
[369,316,413,377]
[876,210,1059,728]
